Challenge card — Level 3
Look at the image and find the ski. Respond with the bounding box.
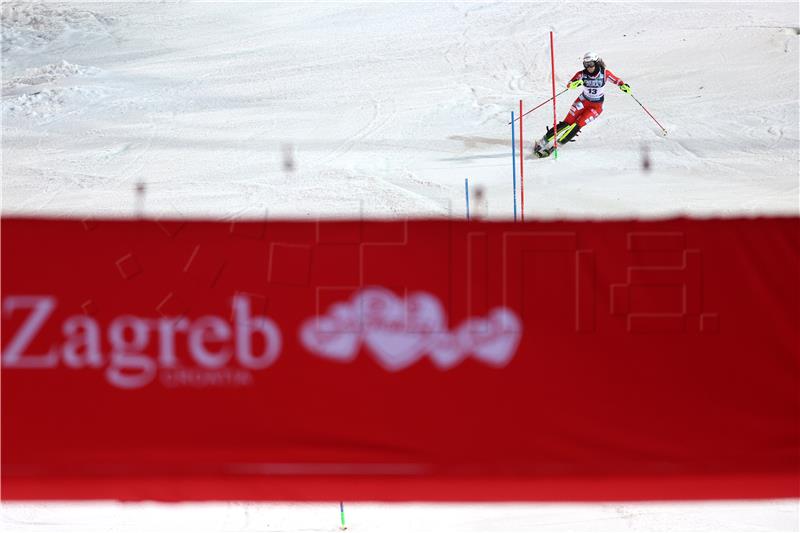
[532,122,580,159]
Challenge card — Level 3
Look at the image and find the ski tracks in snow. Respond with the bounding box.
[2,3,797,219]
[319,93,396,167]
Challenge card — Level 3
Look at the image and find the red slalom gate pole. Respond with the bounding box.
[519,99,524,222]
[550,31,558,159]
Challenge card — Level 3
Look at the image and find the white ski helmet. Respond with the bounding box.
[582,51,600,68]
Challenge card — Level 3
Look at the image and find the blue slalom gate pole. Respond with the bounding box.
[465,178,470,221]
[511,111,517,221]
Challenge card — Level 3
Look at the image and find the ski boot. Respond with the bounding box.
[532,121,580,158]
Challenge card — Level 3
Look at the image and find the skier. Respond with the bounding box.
[533,51,631,158]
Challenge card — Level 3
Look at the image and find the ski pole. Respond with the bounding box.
[629,93,667,136]
[508,88,569,124]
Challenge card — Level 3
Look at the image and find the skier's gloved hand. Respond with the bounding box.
[620,83,631,94]
[568,80,583,89]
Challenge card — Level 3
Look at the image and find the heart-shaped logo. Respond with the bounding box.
[300,287,522,372]
[457,308,521,368]
[363,326,430,371]
[406,292,447,334]
[300,313,360,363]
[354,288,437,371]
[428,332,466,369]
[351,287,406,330]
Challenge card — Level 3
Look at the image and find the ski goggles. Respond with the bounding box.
[583,61,597,69]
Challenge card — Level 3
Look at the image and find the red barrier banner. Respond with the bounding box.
[2,217,798,501]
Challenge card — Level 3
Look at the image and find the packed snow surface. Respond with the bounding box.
[2,1,798,219]
[2,500,798,533]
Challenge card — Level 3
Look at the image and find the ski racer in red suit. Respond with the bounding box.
[534,51,631,158]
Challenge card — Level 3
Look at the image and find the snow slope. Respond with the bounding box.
[1,2,799,532]
[2,2,798,219]
[2,500,798,533]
